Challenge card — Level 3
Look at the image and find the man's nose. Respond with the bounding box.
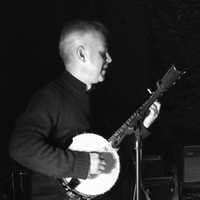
[106,52,112,63]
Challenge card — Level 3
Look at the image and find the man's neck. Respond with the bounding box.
[65,68,92,91]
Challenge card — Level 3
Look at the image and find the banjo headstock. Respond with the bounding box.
[156,65,186,94]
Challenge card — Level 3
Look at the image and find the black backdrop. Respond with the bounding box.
[1,0,200,199]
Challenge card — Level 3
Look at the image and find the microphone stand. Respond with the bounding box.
[129,66,184,200]
[108,66,183,200]
[132,126,150,200]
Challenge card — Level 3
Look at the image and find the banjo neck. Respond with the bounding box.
[108,86,162,148]
[108,65,183,148]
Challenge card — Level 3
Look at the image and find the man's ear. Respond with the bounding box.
[77,45,86,62]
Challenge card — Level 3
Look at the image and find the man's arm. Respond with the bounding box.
[8,89,90,179]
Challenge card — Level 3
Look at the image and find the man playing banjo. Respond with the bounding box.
[9,20,161,200]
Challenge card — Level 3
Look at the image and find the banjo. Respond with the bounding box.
[59,66,184,200]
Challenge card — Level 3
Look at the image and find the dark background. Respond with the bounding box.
[1,0,200,198]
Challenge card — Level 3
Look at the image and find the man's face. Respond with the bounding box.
[86,32,112,84]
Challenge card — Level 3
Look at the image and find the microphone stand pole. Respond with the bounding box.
[132,125,149,200]
[135,128,142,200]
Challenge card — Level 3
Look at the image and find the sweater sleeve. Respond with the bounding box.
[8,89,90,179]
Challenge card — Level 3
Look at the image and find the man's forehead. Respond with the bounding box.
[89,31,107,48]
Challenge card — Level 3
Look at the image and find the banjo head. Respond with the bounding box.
[65,133,120,197]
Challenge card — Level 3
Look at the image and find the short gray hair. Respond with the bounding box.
[59,20,109,64]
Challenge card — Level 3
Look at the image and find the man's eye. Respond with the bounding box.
[100,51,107,59]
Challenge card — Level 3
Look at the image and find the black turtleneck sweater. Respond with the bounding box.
[9,71,92,199]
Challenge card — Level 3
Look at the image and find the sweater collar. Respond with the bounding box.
[61,70,88,93]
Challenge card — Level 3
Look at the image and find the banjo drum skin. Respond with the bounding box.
[62,133,120,199]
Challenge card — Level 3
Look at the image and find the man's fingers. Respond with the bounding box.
[150,101,161,115]
[154,101,161,110]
